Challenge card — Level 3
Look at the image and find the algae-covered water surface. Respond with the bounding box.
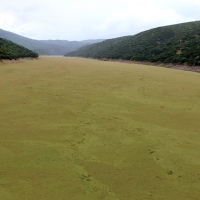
[0,57,200,199]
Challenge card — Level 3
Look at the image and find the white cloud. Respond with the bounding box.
[91,2,194,39]
[0,0,199,40]
[0,12,17,30]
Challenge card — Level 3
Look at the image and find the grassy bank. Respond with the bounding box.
[0,57,200,199]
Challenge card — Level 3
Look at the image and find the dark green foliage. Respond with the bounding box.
[0,38,38,60]
[65,21,200,66]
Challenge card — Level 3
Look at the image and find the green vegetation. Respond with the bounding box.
[66,21,200,66]
[0,38,38,59]
[0,28,104,55]
[0,57,200,199]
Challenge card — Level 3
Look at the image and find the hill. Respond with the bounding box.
[34,39,104,55]
[65,21,200,66]
[0,29,104,55]
[0,38,38,60]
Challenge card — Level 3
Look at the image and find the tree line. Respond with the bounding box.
[65,21,200,66]
[0,38,38,60]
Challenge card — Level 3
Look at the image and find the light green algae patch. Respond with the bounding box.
[0,57,200,199]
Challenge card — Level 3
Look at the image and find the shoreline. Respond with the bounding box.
[98,58,200,73]
[1,56,200,73]
[0,57,39,65]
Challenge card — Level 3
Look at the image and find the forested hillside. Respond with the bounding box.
[0,29,104,55]
[65,21,200,66]
[0,38,38,59]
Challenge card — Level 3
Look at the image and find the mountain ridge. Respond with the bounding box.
[0,28,104,55]
[65,21,200,66]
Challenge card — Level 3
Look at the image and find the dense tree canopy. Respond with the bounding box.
[0,38,38,60]
[65,21,200,66]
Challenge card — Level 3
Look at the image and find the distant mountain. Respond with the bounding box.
[0,38,38,59]
[0,29,105,55]
[36,39,105,54]
[65,21,200,66]
[39,39,104,46]
[79,39,105,44]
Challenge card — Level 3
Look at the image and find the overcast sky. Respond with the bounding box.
[0,0,199,41]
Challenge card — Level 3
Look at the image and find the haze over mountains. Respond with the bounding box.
[1,20,200,67]
[66,21,200,66]
[0,28,104,55]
